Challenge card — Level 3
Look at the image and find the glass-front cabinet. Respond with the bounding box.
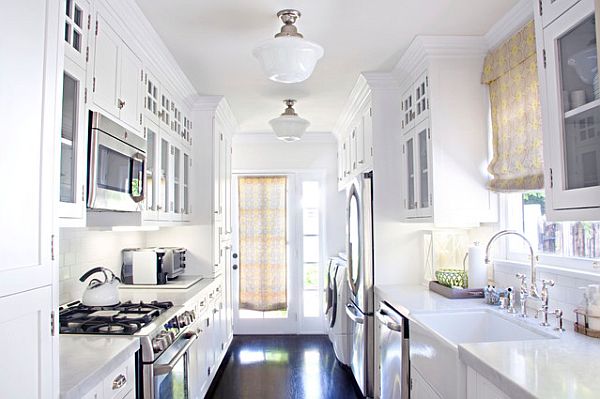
[143,121,160,221]
[402,120,432,219]
[542,0,600,216]
[58,59,87,223]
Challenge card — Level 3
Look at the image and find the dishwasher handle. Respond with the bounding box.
[376,308,403,332]
[345,303,365,324]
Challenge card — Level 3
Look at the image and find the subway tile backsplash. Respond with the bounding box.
[493,261,600,322]
[59,228,145,304]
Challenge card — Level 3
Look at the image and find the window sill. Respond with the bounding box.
[493,259,600,283]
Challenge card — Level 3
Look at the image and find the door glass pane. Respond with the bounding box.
[559,14,600,189]
[406,138,415,209]
[174,147,181,213]
[60,73,78,203]
[303,289,319,317]
[349,192,360,284]
[146,129,155,210]
[160,139,169,212]
[418,128,429,208]
[303,236,319,263]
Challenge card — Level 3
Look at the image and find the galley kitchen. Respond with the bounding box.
[3,0,600,398]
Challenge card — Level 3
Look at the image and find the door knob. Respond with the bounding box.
[232,253,238,259]
[232,264,238,270]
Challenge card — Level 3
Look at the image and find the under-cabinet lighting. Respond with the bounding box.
[110,226,160,232]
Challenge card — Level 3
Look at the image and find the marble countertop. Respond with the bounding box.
[376,284,600,399]
[119,276,216,306]
[60,335,139,399]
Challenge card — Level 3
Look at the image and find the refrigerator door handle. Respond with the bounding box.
[345,303,365,324]
[347,242,357,295]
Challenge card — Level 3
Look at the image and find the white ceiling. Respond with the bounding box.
[135,0,519,133]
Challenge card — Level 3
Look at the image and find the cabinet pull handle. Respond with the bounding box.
[112,374,127,390]
[117,99,126,109]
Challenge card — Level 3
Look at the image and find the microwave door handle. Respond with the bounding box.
[153,332,198,376]
[130,152,146,203]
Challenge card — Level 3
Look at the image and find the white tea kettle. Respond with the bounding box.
[79,267,121,307]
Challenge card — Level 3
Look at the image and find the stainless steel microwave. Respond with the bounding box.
[87,111,146,212]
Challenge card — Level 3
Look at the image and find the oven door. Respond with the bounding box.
[151,331,198,399]
[88,125,146,212]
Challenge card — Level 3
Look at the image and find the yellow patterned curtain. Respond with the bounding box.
[238,176,287,312]
[482,21,544,192]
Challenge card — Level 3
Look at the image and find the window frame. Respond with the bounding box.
[499,192,600,273]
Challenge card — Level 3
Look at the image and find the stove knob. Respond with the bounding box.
[167,331,176,343]
[152,335,169,352]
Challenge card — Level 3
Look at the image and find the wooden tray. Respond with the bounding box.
[428,281,484,299]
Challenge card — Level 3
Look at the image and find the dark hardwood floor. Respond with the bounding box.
[206,335,364,399]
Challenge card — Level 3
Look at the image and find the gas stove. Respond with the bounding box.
[59,300,174,335]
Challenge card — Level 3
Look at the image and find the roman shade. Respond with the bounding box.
[238,176,288,312]
[482,21,544,192]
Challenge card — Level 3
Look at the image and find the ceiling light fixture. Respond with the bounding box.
[269,99,310,142]
[253,9,324,84]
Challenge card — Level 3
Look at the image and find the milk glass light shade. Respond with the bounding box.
[269,99,310,142]
[253,36,324,84]
[253,9,324,84]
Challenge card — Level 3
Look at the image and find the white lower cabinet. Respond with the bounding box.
[466,367,510,399]
[81,356,136,399]
[411,366,442,399]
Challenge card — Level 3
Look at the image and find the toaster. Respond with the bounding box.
[121,248,168,285]
[162,247,187,279]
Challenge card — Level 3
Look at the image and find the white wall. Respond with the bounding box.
[232,133,346,258]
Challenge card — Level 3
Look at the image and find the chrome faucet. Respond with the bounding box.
[516,273,529,317]
[484,230,541,301]
[535,279,555,326]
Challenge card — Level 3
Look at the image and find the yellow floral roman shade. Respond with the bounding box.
[238,176,287,312]
[482,21,544,192]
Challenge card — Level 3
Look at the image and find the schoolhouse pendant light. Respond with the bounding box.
[269,99,310,142]
[253,9,324,84]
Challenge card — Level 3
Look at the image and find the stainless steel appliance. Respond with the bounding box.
[376,301,409,399]
[59,299,201,398]
[121,247,168,285]
[162,247,187,279]
[87,111,146,212]
[345,171,375,398]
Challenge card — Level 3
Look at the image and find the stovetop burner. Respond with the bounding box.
[59,300,174,335]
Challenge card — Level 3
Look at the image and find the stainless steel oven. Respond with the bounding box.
[87,111,146,212]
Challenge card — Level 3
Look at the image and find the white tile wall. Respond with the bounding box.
[493,260,600,322]
[59,228,145,304]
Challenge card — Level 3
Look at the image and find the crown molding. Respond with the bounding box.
[233,131,336,144]
[192,95,238,134]
[100,0,198,109]
[484,0,534,50]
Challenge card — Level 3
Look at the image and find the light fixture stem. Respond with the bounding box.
[282,99,298,116]
[274,10,304,38]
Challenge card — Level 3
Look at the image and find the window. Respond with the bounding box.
[504,191,600,269]
[302,181,321,318]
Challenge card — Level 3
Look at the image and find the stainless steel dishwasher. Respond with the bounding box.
[376,301,410,399]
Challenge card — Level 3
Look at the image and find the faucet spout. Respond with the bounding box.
[484,230,539,298]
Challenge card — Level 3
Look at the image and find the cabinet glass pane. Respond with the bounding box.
[183,154,189,213]
[160,139,169,212]
[406,138,415,209]
[559,14,600,190]
[418,128,429,208]
[146,129,156,210]
[174,147,181,214]
[60,73,78,203]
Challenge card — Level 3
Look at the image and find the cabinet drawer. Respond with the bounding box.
[81,380,104,399]
[103,356,135,399]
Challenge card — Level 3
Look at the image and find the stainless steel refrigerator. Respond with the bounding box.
[345,171,374,398]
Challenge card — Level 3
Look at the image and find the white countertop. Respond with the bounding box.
[376,284,600,399]
[60,335,139,399]
[119,276,216,305]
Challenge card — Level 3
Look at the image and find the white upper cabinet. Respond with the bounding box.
[337,104,374,187]
[536,0,600,220]
[91,13,142,135]
[402,119,432,219]
[143,70,160,125]
[64,0,90,67]
[539,0,582,27]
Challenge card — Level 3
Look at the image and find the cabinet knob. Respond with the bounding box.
[117,99,126,109]
[112,374,127,390]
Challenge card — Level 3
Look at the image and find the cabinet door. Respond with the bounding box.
[213,126,222,217]
[204,310,216,373]
[224,246,233,341]
[159,89,172,128]
[540,0,582,27]
[189,320,208,399]
[363,107,374,169]
[1,0,56,297]
[219,134,228,235]
[93,14,120,118]
[350,126,358,172]
[143,70,160,125]
[543,0,600,211]
[118,43,142,132]
[172,145,182,221]
[64,0,90,68]
[338,142,345,184]
[416,122,432,218]
[411,366,442,399]
[344,136,352,179]
[414,72,429,125]
[182,152,192,221]
[0,286,53,399]
[158,136,174,221]
[224,136,232,235]
[402,132,418,217]
[143,121,159,221]
[59,59,87,222]
[401,87,415,134]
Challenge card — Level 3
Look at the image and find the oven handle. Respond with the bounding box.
[153,332,198,376]
[130,152,146,204]
[375,308,403,332]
